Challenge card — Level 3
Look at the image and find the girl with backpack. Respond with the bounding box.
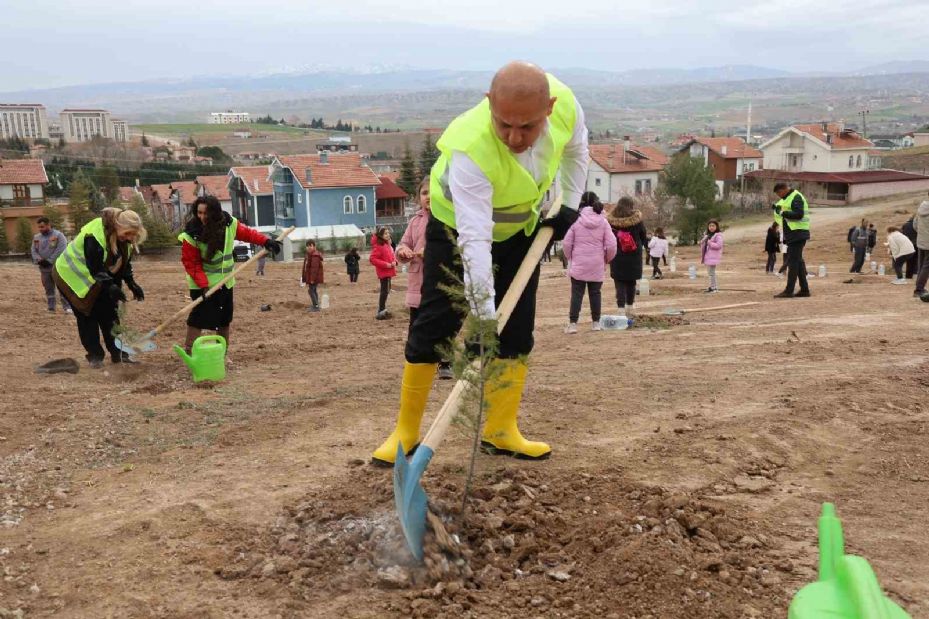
[607,197,648,316]
[648,227,669,279]
[562,193,617,333]
[369,227,398,319]
[700,220,724,293]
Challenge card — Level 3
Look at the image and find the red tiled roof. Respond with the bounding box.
[277,152,381,189]
[379,171,400,182]
[0,158,48,185]
[632,144,670,166]
[195,175,231,201]
[150,183,173,202]
[376,175,408,200]
[229,166,273,195]
[170,180,198,206]
[744,169,929,184]
[589,144,664,174]
[118,186,139,202]
[689,137,762,159]
[792,123,873,149]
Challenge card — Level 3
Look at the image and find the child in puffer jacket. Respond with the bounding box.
[562,193,617,333]
[369,227,398,319]
[699,220,724,293]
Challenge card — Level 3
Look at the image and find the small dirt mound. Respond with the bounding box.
[214,465,793,617]
[633,314,689,329]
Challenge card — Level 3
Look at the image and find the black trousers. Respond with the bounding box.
[405,216,540,363]
[650,256,663,278]
[378,277,391,312]
[765,252,777,273]
[915,249,929,293]
[74,293,121,362]
[785,240,809,294]
[893,254,912,279]
[905,251,918,278]
[850,246,867,273]
[613,279,637,308]
[348,271,359,282]
[569,278,602,323]
[308,283,319,307]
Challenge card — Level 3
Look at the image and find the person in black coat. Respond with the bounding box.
[607,197,647,315]
[344,247,361,282]
[901,217,919,279]
[764,222,780,273]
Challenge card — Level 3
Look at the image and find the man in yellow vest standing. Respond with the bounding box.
[772,182,811,298]
[371,61,589,466]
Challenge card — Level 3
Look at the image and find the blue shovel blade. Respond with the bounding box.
[393,441,435,561]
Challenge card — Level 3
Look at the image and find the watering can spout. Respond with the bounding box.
[173,344,194,369]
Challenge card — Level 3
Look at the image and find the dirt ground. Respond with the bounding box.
[1,194,927,618]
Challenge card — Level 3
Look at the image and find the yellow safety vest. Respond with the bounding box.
[777,190,810,231]
[54,218,131,298]
[430,73,577,242]
[178,218,238,289]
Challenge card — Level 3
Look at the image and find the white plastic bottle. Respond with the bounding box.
[638,278,650,296]
[669,256,677,273]
[599,316,633,330]
[878,264,885,276]
[320,294,330,309]
[870,260,878,273]
[688,265,697,280]
[818,264,827,278]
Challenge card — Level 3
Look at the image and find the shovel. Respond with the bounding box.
[394,199,561,560]
[662,301,759,316]
[115,226,295,355]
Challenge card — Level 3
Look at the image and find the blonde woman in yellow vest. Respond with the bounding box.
[371,62,590,465]
[53,207,147,368]
[179,196,281,353]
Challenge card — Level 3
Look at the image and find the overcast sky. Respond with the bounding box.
[3,0,928,91]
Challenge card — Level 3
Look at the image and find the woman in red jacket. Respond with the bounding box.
[369,227,397,320]
[179,196,280,352]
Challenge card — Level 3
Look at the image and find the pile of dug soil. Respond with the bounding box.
[214,465,796,618]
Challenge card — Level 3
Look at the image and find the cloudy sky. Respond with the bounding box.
[3,0,928,90]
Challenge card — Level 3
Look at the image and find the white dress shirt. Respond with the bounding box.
[448,98,589,318]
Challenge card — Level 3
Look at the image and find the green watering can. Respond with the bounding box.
[173,335,227,383]
[789,503,910,619]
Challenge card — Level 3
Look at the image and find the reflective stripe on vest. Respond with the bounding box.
[430,73,578,242]
[778,190,810,231]
[178,217,238,289]
[54,218,107,299]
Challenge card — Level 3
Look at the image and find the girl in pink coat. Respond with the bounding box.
[396,177,453,379]
[369,227,398,319]
[699,219,724,293]
[562,193,618,333]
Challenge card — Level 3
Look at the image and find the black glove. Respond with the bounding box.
[540,206,579,242]
[127,281,144,302]
[108,284,127,303]
[264,238,282,256]
[773,205,782,215]
[37,259,51,268]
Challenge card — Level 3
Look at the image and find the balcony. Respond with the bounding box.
[0,197,46,208]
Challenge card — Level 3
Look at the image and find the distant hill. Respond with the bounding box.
[854,60,929,75]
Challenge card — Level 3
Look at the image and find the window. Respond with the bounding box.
[297,193,302,204]
[634,179,652,196]
[13,184,30,204]
[849,156,854,168]
[856,155,862,168]
[595,178,602,187]
[356,194,366,213]
[275,191,294,218]
[343,195,354,214]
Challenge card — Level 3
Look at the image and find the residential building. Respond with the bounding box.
[269,151,380,231]
[915,133,929,148]
[228,166,275,228]
[375,175,408,222]
[677,137,763,195]
[194,175,234,215]
[173,146,196,162]
[586,139,668,203]
[316,136,359,152]
[0,158,48,207]
[745,169,929,205]
[150,183,181,229]
[60,109,116,142]
[759,122,876,174]
[209,112,250,124]
[0,104,49,140]
[112,119,129,143]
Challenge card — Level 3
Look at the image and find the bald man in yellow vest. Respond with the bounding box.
[372,61,589,465]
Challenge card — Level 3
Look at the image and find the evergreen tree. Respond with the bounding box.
[128,194,173,247]
[658,155,730,245]
[14,217,34,254]
[68,171,95,231]
[95,165,121,204]
[419,134,440,179]
[42,204,64,231]
[0,219,9,253]
[141,133,150,147]
[398,145,419,196]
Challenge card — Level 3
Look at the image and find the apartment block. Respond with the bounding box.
[60,109,116,142]
[112,119,129,142]
[0,104,50,140]
[209,111,250,124]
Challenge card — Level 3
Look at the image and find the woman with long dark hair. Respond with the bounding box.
[179,196,281,352]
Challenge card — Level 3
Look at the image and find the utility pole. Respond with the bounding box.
[858,109,870,139]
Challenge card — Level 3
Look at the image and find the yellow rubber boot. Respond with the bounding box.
[481,360,551,460]
[371,362,438,466]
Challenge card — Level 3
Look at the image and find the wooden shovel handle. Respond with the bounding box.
[149,226,295,337]
[682,301,759,315]
[420,197,562,452]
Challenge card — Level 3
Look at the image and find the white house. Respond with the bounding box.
[586,140,668,203]
[914,133,929,148]
[0,158,48,206]
[760,123,876,173]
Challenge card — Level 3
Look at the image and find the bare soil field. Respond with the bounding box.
[1,196,927,618]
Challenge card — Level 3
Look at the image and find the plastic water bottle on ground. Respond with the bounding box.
[669,256,677,272]
[599,316,633,330]
[878,264,885,276]
[818,264,827,278]
[870,261,877,273]
[638,278,650,296]
[320,294,330,309]
[688,265,697,280]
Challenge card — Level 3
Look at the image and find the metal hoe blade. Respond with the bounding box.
[114,330,157,355]
[393,441,435,561]
[663,307,684,316]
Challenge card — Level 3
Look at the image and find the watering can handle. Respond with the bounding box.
[194,334,227,348]
[419,197,561,453]
[148,226,296,338]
